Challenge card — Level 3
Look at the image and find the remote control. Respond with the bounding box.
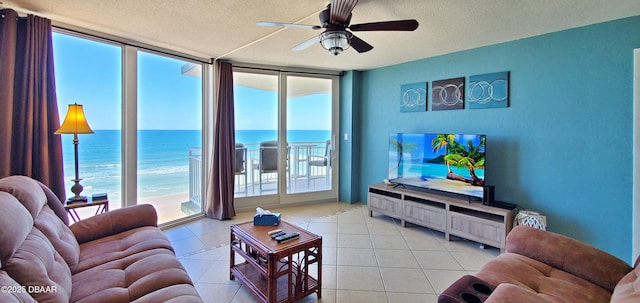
[275,232,300,243]
[270,231,286,239]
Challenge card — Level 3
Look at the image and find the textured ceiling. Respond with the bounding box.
[3,0,640,72]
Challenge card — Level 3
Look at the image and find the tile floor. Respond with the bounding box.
[163,202,500,303]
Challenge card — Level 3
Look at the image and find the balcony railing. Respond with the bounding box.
[187,141,330,206]
[188,147,202,208]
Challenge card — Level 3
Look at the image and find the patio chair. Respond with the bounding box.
[235,143,248,195]
[253,140,279,193]
[307,139,331,189]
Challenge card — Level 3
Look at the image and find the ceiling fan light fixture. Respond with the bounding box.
[320,30,352,55]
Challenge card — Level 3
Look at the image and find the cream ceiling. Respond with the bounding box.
[3,0,640,72]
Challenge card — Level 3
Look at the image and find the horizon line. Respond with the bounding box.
[79,129,332,131]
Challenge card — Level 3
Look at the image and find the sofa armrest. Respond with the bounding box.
[485,283,555,303]
[437,275,494,303]
[70,204,158,244]
[506,225,631,292]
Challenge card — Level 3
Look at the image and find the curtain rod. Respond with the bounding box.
[0,7,20,20]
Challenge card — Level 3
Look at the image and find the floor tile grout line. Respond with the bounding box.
[367,214,388,296]
[172,204,498,302]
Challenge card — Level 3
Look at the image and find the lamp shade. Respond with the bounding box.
[55,103,94,134]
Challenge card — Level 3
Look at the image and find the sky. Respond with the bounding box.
[52,32,331,131]
[396,133,485,158]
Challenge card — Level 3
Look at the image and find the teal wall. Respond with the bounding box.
[347,16,640,263]
[339,71,362,203]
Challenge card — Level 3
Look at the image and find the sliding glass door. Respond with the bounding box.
[233,72,280,197]
[233,69,338,206]
[286,75,333,194]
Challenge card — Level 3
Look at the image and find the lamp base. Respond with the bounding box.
[68,178,87,203]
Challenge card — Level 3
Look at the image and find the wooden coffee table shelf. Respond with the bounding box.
[230,220,322,303]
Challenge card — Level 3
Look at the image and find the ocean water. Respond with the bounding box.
[236,130,331,146]
[61,129,330,201]
[391,162,485,180]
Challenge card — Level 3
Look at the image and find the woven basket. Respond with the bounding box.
[514,210,547,230]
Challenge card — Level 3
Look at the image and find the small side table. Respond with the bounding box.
[64,194,109,223]
[230,220,322,303]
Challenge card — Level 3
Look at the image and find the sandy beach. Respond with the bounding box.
[397,177,483,198]
[69,192,192,224]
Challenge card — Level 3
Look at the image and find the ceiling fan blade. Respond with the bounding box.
[292,36,321,51]
[257,21,321,30]
[330,0,358,25]
[349,19,419,31]
[350,34,373,53]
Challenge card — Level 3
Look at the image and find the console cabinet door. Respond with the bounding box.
[367,183,514,252]
[449,212,504,249]
[368,193,403,218]
[404,200,446,231]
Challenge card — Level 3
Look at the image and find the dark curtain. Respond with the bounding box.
[0,9,65,200]
[205,60,236,220]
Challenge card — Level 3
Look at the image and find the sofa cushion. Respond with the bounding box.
[506,226,631,292]
[2,227,73,302]
[34,206,80,271]
[0,175,81,273]
[0,175,47,219]
[485,283,556,303]
[71,228,197,303]
[0,270,37,303]
[132,285,203,303]
[476,253,612,303]
[0,176,78,302]
[74,226,176,273]
[0,192,33,265]
[0,175,203,303]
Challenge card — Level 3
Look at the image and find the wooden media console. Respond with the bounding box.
[368,183,516,251]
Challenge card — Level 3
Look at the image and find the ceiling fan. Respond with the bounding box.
[257,0,419,56]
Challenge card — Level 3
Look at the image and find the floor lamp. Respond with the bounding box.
[55,103,94,202]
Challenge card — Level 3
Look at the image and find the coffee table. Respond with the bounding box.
[230,220,322,303]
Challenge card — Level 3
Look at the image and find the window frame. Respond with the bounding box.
[231,66,340,209]
[52,27,209,227]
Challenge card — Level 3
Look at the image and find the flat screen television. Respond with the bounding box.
[388,133,486,199]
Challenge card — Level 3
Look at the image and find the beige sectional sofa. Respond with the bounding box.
[0,175,203,302]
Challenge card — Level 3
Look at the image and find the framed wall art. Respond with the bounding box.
[432,77,464,111]
[400,82,427,112]
[468,71,510,109]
